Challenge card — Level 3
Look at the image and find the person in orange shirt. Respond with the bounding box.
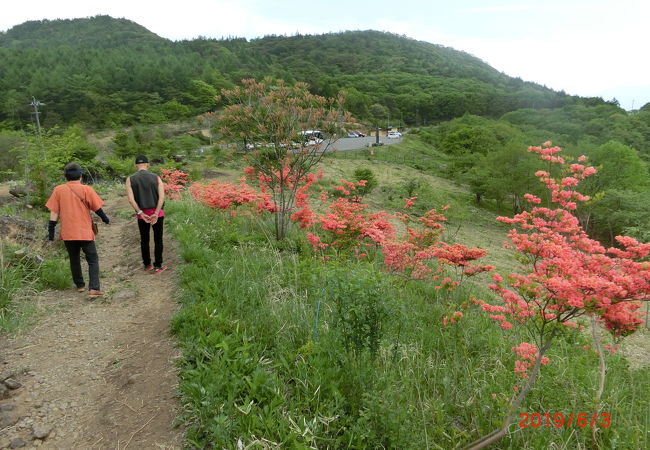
[45,163,110,297]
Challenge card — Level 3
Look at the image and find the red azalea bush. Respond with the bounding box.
[298,180,493,293]
[477,142,649,377]
[160,169,190,199]
[218,78,349,240]
[190,179,276,214]
[382,202,494,284]
[300,179,395,255]
[467,142,650,449]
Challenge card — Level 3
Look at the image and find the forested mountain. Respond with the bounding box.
[0,15,595,129]
[0,15,164,49]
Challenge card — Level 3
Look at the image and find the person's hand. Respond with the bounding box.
[149,215,159,225]
[47,220,57,241]
[95,208,110,224]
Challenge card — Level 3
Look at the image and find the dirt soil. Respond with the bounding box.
[0,194,184,449]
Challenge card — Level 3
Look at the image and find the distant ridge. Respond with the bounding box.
[0,15,592,128]
[0,15,167,49]
[246,30,507,85]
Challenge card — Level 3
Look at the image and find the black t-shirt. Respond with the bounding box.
[129,170,160,209]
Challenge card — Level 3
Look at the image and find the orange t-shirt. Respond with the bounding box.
[45,181,104,241]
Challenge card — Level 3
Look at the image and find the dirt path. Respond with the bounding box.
[0,195,183,449]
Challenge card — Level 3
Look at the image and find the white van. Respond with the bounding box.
[299,130,324,146]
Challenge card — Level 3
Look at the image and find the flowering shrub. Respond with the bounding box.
[468,142,650,449]
[297,178,493,293]
[160,169,189,199]
[242,163,327,238]
[190,179,275,214]
[512,342,550,379]
[301,179,395,254]
[218,78,350,240]
[382,205,494,284]
[479,143,649,348]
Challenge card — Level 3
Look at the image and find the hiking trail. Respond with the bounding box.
[0,194,183,449]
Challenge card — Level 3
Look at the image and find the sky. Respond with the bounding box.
[2,0,649,110]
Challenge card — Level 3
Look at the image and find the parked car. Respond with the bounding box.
[299,130,324,146]
[387,131,402,139]
[347,132,360,138]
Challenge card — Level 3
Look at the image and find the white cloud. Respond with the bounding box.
[462,5,541,13]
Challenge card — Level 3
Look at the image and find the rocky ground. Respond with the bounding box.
[0,193,183,449]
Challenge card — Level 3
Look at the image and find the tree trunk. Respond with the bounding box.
[465,334,555,450]
[590,315,607,447]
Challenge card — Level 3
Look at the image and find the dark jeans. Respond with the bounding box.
[138,217,164,268]
[64,240,100,291]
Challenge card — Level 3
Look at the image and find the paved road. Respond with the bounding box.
[323,136,403,152]
[240,136,403,154]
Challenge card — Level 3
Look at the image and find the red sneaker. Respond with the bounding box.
[88,290,104,297]
[144,265,155,272]
[152,266,168,274]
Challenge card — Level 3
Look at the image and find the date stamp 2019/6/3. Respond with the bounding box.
[519,412,611,428]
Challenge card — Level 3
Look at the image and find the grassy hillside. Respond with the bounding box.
[2,116,648,447]
[166,138,650,448]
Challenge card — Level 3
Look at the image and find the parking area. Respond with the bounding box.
[243,135,403,154]
[327,135,403,152]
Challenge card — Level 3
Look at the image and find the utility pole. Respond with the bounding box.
[27,97,46,205]
[30,97,45,137]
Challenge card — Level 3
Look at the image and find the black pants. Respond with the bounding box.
[138,217,164,268]
[64,241,100,291]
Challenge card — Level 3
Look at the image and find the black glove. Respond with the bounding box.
[48,220,57,241]
[95,208,110,224]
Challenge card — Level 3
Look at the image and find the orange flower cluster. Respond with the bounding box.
[382,205,494,284]
[480,142,650,375]
[302,179,395,253]
[190,180,275,214]
[160,169,189,199]
[512,342,550,379]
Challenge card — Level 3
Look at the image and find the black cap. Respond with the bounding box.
[135,155,149,164]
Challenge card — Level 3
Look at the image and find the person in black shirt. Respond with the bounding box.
[125,155,167,273]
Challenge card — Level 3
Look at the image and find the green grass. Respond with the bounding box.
[0,240,42,331]
[167,194,650,449]
[0,244,73,332]
[37,254,72,290]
